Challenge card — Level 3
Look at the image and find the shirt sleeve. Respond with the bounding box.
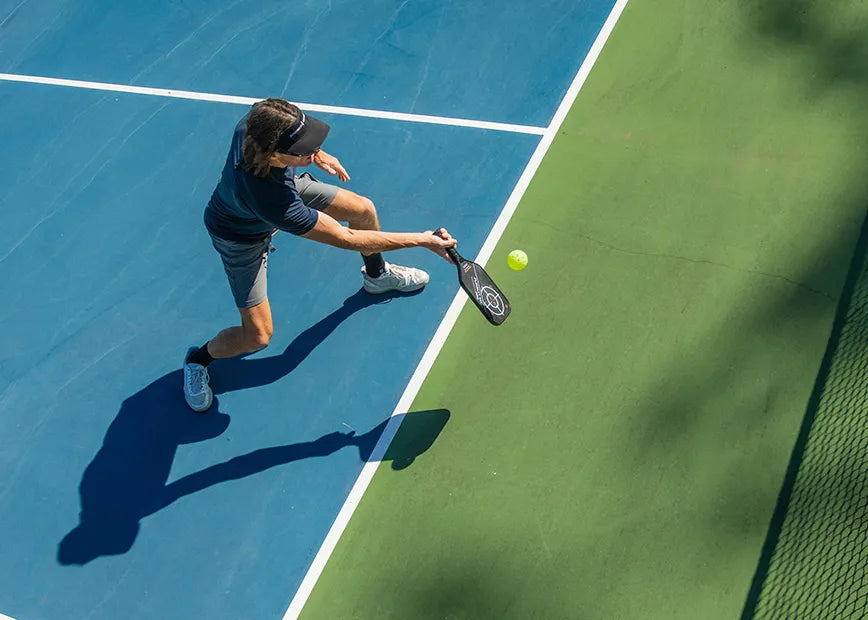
[248,180,319,236]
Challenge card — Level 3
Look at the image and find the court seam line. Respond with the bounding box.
[0,72,545,135]
[282,1,631,618]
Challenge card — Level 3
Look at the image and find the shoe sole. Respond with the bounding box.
[187,394,213,413]
[184,383,213,412]
[363,281,427,294]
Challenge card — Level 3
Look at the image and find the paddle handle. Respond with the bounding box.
[433,228,461,264]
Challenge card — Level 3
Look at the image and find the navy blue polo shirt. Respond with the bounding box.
[204,113,319,243]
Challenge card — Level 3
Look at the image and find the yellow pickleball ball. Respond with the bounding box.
[507,249,528,270]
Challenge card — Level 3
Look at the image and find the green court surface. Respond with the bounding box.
[302,0,868,618]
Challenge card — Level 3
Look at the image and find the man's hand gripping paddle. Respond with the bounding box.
[436,230,511,326]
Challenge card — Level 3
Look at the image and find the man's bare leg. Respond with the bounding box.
[322,189,428,293]
[183,299,274,412]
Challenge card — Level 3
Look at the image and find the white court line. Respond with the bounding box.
[0,73,545,135]
[282,0,631,618]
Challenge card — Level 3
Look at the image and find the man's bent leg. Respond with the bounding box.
[296,175,429,293]
[185,233,273,412]
[183,299,273,412]
[321,189,387,276]
[321,188,429,293]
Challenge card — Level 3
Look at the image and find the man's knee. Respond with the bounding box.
[355,195,377,224]
[244,325,273,351]
[326,190,379,229]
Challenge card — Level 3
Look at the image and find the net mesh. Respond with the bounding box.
[748,226,868,619]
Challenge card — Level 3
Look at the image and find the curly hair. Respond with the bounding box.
[242,98,301,178]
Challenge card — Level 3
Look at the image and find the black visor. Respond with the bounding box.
[274,111,330,156]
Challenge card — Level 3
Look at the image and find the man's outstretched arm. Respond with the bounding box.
[302,210,456,260]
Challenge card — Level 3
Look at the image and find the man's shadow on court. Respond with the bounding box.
[57,288,450,566]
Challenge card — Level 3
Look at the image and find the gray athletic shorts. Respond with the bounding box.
[210,172,340,309]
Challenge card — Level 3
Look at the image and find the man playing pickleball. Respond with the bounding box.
[183,98,456,412]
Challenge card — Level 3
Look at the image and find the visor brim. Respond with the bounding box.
[276,113,330,156]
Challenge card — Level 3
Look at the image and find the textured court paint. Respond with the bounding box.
[0,0,616,127]
[0,83,536,620]
[300,1,868,618]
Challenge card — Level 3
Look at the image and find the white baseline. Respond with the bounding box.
[283,0,631,618]
[0,73,545,135]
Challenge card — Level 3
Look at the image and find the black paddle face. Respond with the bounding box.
[447,246,510,325]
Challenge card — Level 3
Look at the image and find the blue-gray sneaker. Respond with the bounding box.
[183,348,213,412]
[362,262,429,294]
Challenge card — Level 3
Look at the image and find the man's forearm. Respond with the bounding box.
[341,228,427,253]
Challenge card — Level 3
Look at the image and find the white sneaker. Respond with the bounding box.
[362,262,430,294]
[183,348,213,412]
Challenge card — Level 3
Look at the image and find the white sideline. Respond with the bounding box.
[0,73,545,135]
[282,0,632,618]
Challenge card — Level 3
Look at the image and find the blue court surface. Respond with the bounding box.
[0,1,616,618]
